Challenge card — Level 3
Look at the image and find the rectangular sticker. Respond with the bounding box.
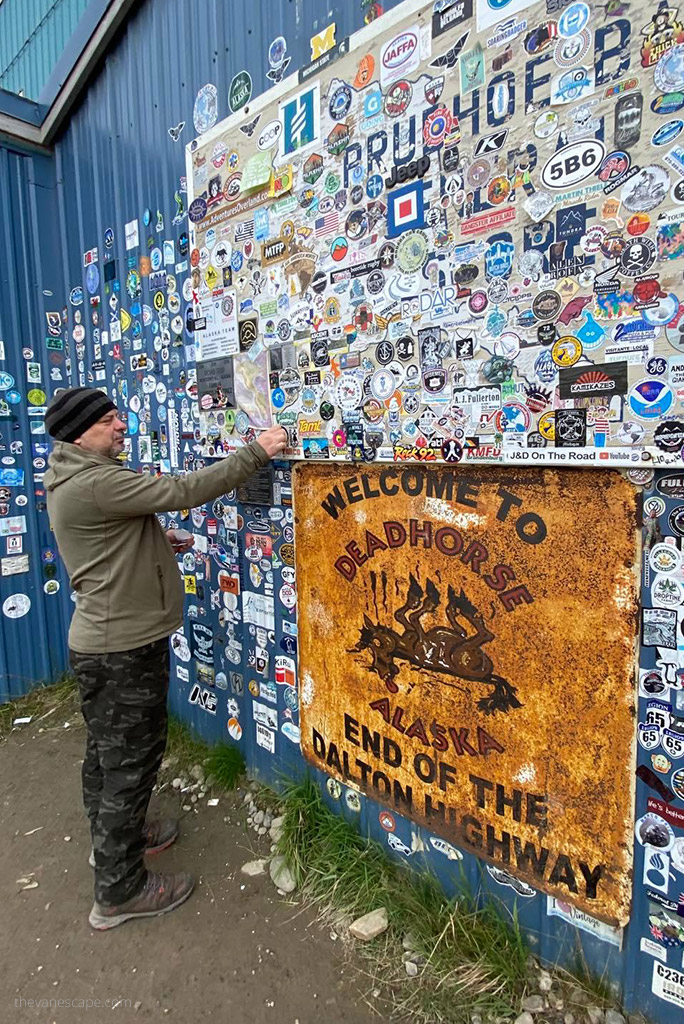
[0,516,26,537]
[1,554,29,576]
[652,961,684,1009]
[197,291,239,360]
[256,722,276,753]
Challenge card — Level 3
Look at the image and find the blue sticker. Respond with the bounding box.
[188,198,207,223]
[0,371,15,390]
[0,468,24,486]
[386,180,426,238]
[629,379,675,419]
[558,2,590,37]
[85,264,100,295]
[652,119,684,147]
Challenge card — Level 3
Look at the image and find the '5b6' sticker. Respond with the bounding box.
[541,140,605,190]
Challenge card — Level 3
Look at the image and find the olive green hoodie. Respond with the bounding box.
[44,440,269,654]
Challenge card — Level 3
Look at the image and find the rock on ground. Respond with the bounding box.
[348,908,389,942]
[269,855,296,894]
[241,859,268,877]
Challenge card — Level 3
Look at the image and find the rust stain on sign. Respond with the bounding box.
[295,463,640,926]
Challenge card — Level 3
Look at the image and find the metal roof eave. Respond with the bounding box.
[0,0,137,151]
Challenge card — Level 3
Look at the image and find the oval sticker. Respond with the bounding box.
[257,120,283,150]
[541,140,606,190]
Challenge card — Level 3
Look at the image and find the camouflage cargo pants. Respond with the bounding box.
[70,637,170,906]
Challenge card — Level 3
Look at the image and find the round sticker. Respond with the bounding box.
[558,2,589,36]
[193,83,218,135]
[655,44,684,92]
[370,368,396,401]
[395,230,429,272]
[551,335,582,367]
[629,379,675,419]
[3,593,30,618]
[651,573,684,608]
[650,543,682,575]
[669,505,684,536]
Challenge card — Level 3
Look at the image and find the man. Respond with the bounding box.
[44,387,287,930]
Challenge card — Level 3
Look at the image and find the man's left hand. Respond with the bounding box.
[166,529,194,554]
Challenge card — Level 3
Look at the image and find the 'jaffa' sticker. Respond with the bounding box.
[2,593,30,618]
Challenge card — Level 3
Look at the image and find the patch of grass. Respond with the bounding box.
[164,717,245,790]
[275,776,529,1024]
[164,714,212,774]
[204,742,246,789]
[0,674,78,740]
[561,951,619,1009]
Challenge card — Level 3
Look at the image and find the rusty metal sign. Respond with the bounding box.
[295,463,639,925]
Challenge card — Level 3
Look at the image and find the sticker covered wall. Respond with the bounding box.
[187,0,684,470]
[295,463,639,924]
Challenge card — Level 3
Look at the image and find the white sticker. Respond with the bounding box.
[252,700,277,730]
[0,515,26,536]
[546,897,622,947]
[380,27,420,87]
[255,722,275,753]
[541,140,605,190]
[124,219,139,251]
[641,937,667,962]
[652,961,684,1009]
[2,593,30,618]
[1,554,29,576]
[170,631,191,662]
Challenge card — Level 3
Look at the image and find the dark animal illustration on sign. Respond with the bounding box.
[350,574,521,715]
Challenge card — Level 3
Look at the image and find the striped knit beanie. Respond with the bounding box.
[45,387,116,444]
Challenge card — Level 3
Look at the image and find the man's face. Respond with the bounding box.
[74,408,127,458]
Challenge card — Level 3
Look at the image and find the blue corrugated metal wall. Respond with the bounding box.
[0,0,91,99]
[0,1,673,1019]
[0,143,72,698]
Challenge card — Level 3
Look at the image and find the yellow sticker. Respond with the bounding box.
[310,23,336,61]
[538,410,556,441]
[184,575,197,594]
[551,335,582,367]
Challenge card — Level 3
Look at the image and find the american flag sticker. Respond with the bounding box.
[235,221,254,241]
[315,210,339,237]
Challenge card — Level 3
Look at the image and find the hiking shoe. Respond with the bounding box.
[89,818,179,867]
[88,871,194,930]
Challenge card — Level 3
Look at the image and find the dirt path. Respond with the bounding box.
[0,711,381,1024]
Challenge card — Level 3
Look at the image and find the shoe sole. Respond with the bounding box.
[88,880,195,931]
[89,826,180,868]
